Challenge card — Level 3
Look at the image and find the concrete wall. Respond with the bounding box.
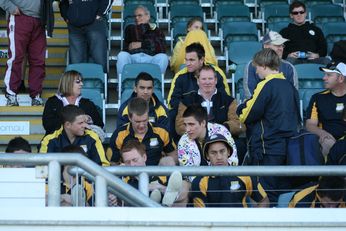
[0,207,345,230]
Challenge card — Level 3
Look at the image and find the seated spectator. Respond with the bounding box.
[4,137,31,168]
[178,105,238,171]
[326,108,346,165]
[61,145,94,207]
[117,72,169,129]
[175,66,246,163]
[117,139,184,207]
[175,65,245,136]
[237,48,300,206]
[289,176,346,208]
[170,17,217,73]
[280,1,330,65]
[191,134,269,207]
[306,62,346,157]
[40,105,109,167]
[167,42,230,142]
[42,70,104,136]
[109,97,176,165]
[116,5,168,77]
[244,31,298,99]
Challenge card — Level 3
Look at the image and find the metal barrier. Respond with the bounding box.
[1,153,346,207]
[0,153,160,207]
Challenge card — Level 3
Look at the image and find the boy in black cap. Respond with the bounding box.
[191,134,269,207]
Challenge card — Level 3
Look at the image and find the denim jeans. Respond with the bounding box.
[68,18,108,73]
[116,51,169,77]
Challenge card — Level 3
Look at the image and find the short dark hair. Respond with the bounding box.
[6,137,31,153]
[289,1,306,14]
[253,48,280,71]
[128,97,149,118]
[62,145,87,156]
[120,139,146,159]
[317,176,345,202]
[135,72,154,87]
[183,104,208,124]
[61,105,86,124]
[185,42,205,60]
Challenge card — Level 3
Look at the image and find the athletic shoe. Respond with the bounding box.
[31,95,43,106]
[5,93,19,106]
[150,189,162,203]
[162,171,183,207]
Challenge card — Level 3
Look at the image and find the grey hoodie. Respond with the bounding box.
[0,0,40,18]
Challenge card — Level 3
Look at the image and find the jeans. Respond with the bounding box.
[116,51,169,77]
[68,18,108,73]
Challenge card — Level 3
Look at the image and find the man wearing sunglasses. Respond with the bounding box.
[280,1,329,65]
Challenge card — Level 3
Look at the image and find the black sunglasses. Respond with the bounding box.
[291,10,305,15]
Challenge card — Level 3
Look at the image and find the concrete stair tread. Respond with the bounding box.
[0,134,44,145]
[0,106,43,115]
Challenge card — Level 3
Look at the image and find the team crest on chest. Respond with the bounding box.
[230,181,240,191]
[150,138,159,147]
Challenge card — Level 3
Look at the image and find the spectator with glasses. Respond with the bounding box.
[42,70,104,135]
[116,5,168,78]
[280,1,330,65]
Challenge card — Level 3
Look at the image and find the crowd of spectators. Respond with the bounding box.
[1,0,346,208]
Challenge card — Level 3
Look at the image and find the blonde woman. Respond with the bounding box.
[42,70,104,135]
[170,17,217,73]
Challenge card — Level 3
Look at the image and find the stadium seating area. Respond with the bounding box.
[0,0,345,151]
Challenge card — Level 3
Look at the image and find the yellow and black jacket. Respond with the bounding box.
[40,127,109,166]
[191,175,267,207]
[237,73,300,157]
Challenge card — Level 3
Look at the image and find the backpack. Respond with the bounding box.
[287,130,324,165]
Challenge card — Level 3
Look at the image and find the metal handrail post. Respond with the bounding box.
[48,160,61,207]
[95,176,108,207]
[138,172,150,196]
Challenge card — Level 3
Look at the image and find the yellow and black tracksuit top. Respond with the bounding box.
[289,184,346,208]
[39,127,109,166]
[306,90,346,140]
[109,122,176,165]
[191,175,267,207]
[237,73,300,156]
[117,92,169,129]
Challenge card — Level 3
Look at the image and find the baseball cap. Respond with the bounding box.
[203,134,233,159]
[319,62,346,76]
[261,31,289,46]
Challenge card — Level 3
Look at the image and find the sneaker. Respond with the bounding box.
[5,93,19,106]
[162,171,183,207]
[150,189,162,203]
[31,95,43,106]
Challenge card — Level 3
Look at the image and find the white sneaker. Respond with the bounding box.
[150,189,162,203]
[162,171,183,207]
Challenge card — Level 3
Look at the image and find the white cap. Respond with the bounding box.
[261,31,289,45]
[319,62,346,77]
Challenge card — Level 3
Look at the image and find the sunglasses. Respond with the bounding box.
[291,10,305,15]
[75,79,83,84]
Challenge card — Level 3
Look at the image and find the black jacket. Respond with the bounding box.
[59,0,113,27]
